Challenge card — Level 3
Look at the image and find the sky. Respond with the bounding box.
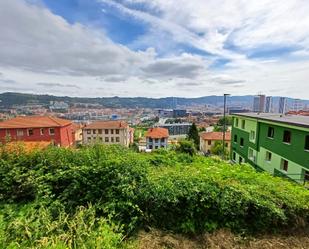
[0,0,309,99]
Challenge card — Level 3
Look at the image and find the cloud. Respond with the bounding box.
[211,76,246,85]
[0,0,148,77]
[141,55,205,78]
[36,82,80,89]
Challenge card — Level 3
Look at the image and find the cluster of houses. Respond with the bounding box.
[0,115,231,154]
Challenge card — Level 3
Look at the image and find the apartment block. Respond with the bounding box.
[83,120,132,147]
[231,113,309,184]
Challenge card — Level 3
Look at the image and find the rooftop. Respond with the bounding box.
[84,120,128,129]
[200,131,231,141]
[145,127,169,138]
[233,113,309,128]
[0,116,72,129]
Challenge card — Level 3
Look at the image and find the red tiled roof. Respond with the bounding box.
[200,132,231,141]
[0,116,72,129]
[84,120,128,129]
[145,127,169,138]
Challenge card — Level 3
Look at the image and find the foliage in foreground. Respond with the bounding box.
[0,144,308,247]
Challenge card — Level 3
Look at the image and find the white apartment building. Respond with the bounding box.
[82,120,133,147]
[145,127,169,150]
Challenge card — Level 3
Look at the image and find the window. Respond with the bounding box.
[28,129,34,136]
[93,130,96,134]
[241,120,245,129]
[250,131,255,141]
[99,137,102,141]
[105,137,109,142]
[87,130,91,134]
[265,151,272,162]
[248,148,254,160]
[232,152,236,161]
[239,157,243,164]
[17,129,24,136]
[240,138,244,147]
[208,140,212,145]
[111,129,114,134]
[155,138,159,143]
[283,130,291,144]
[281,159,289,172]
[116,129,119,134]
[225,143,228,147]
[235,118,239,127]
[149,138,153,143]
[87,137,91,141]
[305,135,309,151]
[149,145,153,149]
[40,128,44,135]
[161,138,165,143]
[98,129,102,134]
[234,135,237,143]
[105,129,109,134]
[116,137,120,142]
[111,137,114,142]
[268,127,274,138]
[161,145,165,148]
[155,146,159,149]
[49,128,55,135]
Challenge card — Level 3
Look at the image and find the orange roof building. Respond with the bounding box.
[0,116,74,147]
[199,131,231,154]
[83,120,132,147]
[145,127,169,150]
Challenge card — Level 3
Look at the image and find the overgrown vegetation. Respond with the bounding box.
[0,144,308,248]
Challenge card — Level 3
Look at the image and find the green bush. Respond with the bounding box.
[0,144,308,247]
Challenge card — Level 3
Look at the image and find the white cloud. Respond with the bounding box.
[0,0,308,99]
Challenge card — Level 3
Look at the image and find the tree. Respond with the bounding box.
[210,141,229,159]
[187,123,199,149]
[176,140,196,156]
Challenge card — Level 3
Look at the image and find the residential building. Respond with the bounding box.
[200,131,231,154]
[0,116,74,147]
[265,96,273,113]
[253,95,266,112]
[145,127,169,150]
[82,120,132,147]
[279,97,287,114]
[231,113,309,184]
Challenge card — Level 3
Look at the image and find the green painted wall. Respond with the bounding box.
[231,115,309,183]
[259,122,309,170]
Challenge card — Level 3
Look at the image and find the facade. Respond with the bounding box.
[231,113,309,184]
[82,120,132,147]
[253,95,266,112]
[0,116,74,147]
[157,123,191,136]
[200,131,231,154]
[145,127,169,150]
[279,97,287,114]
[265,96,273,113]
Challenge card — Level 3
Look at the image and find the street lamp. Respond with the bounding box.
[222,94,230,159]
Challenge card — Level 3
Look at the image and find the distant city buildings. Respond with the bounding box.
[265,96,273,113]
[253,95,266,113]
[279,97,287,114]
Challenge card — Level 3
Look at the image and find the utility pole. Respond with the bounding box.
[222,94,230,160]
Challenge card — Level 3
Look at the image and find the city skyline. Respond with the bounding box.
[1,0,309,98]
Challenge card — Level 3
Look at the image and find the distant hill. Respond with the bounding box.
[0,92,308,109]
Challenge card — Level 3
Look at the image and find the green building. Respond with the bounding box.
[231,113,309,184]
